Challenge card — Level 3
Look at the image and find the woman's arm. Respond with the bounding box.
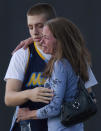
[36,60,68,119]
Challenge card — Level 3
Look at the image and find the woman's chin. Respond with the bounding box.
[43,50,49,54]
[42,48,48,54]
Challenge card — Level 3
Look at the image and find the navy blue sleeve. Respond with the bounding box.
[37,60,68,119]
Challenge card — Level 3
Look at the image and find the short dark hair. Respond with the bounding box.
[27,3,57,20]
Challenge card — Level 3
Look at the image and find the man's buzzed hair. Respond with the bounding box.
[27,3,57,20]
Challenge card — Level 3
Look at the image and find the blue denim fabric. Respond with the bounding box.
[10,106,19,131]
[20,120,31,131]
[37,59,84,131]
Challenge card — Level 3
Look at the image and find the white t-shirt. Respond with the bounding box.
[4,47,98,88]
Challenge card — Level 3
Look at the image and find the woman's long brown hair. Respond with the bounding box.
[43,17,91,82]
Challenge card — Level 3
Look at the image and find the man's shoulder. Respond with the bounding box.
[13,48,29,58]
[4,48,29,82]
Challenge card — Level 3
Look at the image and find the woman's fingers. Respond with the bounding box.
[17,109,37,122]
[16,115,26,122]
[17,108,30,122]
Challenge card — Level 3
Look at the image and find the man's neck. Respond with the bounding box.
[35,42,42,50]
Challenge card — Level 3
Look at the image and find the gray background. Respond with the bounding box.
[0,0,101,130]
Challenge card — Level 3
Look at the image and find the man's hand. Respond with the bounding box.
[16,108,37,122]
[5,79,53,106]
[12,37,33,55]
[28,87,54,104]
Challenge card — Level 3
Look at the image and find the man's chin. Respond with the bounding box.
[33,38,41,42]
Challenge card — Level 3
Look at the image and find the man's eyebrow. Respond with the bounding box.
[28,23,43,26]
[36,23,44,26]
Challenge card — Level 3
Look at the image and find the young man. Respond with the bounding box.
[4,3,97,131]
[4,3,56,131]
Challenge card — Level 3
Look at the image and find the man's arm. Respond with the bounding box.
[85,67,97,100]
[5,79,53,107]
[85,66,98,88]
[5,79,29,106]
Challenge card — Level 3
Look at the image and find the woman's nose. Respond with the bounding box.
[40,37,44,45]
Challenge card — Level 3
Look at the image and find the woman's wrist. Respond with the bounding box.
[30,110,38,119]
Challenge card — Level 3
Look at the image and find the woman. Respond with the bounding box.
[17,17,91,131]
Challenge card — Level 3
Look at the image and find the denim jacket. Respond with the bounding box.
[37,59,84,131]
